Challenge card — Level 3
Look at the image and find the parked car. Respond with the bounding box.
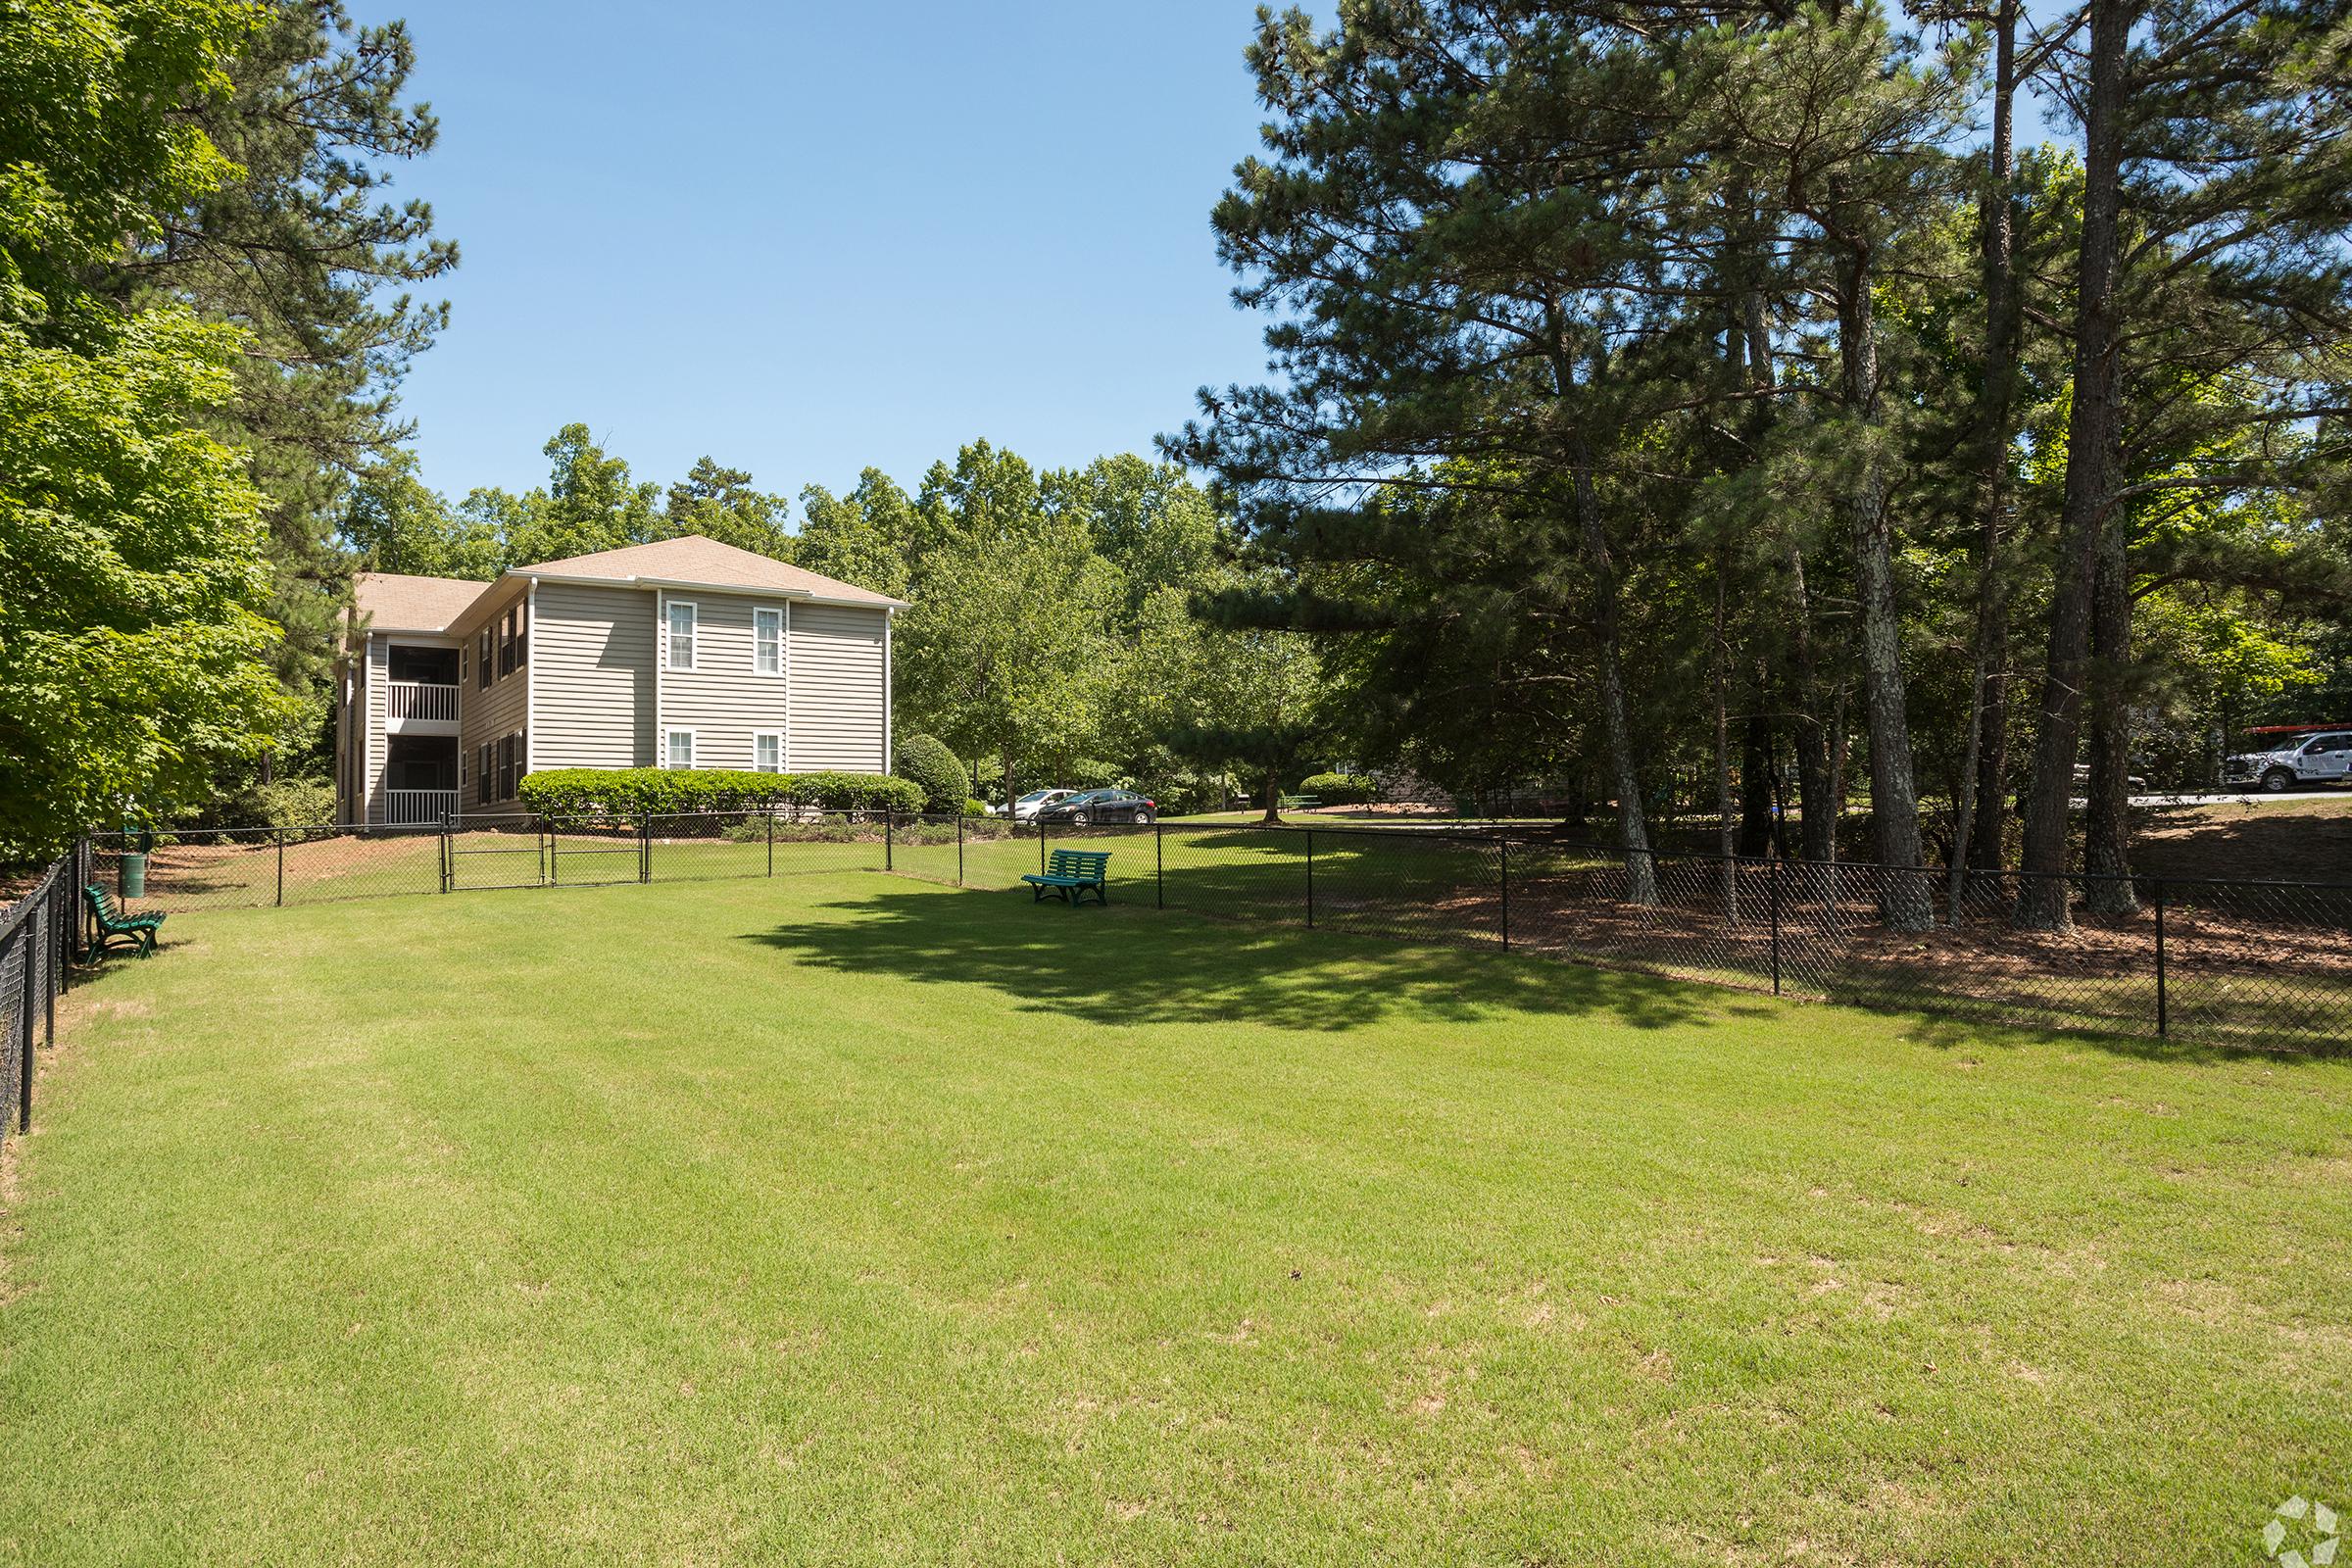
[2071,761,2149,792]
[1033,788,1155,826]
[990,788,1078,821]
[2224,731,2352,792]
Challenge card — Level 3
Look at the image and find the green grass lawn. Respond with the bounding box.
[5,872,2350,1565]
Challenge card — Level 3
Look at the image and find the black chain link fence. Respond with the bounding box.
[74,814,2352,1054]
[0,847,81,1144]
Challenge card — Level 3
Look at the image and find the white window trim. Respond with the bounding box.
[663,598,699,672]
[665,727,697,770]
[752,605,784,677]
[753,729,784,773]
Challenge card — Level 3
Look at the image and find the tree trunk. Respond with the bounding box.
[1745,279,1835,865]
[1953,0,2022,896]
[1739,710,1775,858]
[2082,528,2138,912]
[1712,566,1738,921]
[1838,238,1932,930]
[1575,457,1658,906]
[2017,0,2130,929]
[1262,763,1282,824]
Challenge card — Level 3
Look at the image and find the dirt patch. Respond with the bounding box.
[2133,798,2352,883]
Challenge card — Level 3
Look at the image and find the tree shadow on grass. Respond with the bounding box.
[738,885,1757,1034]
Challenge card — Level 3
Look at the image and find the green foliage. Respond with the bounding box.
[0,0,251,322]
[89,1,459,693]
[796,469,917,599]
[891,733,967,813]
[516,767,921,817]
[892,497,1123,797]
[664,457,791,559]
[193,776,338,832]
[1298,771,1374,806]
[0,310,292,854]
[0,0,304,854]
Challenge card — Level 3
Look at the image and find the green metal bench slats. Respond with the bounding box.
[84,884,165,957]
[1021,850,1111,906]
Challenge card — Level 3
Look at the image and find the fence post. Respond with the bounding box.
[2154,878,2169,1039]
[766,808,774,877]
[640,813,652,884]
[1768,857,1783,997]
[1154,818,1163,909]
[957,813,965,887]
[1039,816,1048,876]
[439,812,453,894]
[885,811,894,872]
[275,828,285,907]
[1498,837,1511,951]
[1306,828,1316,928]
[12,926,30,1134]
[45,879,59,1048]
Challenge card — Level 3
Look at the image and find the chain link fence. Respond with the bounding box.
[0,847,81,1145]
[74,814,2352,1053]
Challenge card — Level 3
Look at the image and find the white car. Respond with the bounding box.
[990,788,1078,821]
[2225,731,2352,792]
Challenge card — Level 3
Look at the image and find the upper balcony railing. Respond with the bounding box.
[386,681,460,723]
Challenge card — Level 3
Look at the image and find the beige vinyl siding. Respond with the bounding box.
[363,635,387,825]
[787,603,888,771]
[460,588,532,801]
[659,590,790,772]
[532,581,656,768]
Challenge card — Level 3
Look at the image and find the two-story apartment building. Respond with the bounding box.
[335,535,907,826]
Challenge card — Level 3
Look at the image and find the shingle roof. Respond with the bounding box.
[521,535,906,609]
[352,571,492,633]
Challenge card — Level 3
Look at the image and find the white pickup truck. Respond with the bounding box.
[2224,731,2352,792]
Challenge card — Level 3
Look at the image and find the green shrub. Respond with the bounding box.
[893,733,968,813]
[518,767,922,817]
[1298,771,1375,806]
[962,797,990,818]
[181,778,339,838]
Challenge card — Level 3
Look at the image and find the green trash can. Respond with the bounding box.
[120,851,147,900]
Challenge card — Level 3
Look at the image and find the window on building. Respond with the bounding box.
[515,601,528,667]
[754,731,783,773]
[497,732,516,801]
[665,600,697,670]
[477,627,492,689]
[666,729,695,769]
[497,608,515,677]
[754,606,782,675]
[475,743,492,806]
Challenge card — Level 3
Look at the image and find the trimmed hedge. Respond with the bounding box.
[1298,771,1376,806]
[893,733,968,813]
[518,766,923,817]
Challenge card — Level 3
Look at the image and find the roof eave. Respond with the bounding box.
[519,568,907,612]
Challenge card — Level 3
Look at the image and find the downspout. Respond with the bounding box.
[655,587,666,767]
[883,609,895,776]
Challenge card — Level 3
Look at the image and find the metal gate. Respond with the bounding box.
[442,815,548,891]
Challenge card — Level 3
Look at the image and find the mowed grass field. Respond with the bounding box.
[4,872,2350,1565]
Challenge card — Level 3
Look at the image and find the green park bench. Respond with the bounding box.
[1279,794,1321,811]
[1022,849,1111,907]
[84,884,165,957]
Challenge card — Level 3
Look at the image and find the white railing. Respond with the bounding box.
[385,789,461,827]
[386,681,460,722]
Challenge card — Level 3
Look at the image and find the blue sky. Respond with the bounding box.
[373,2,1287,506]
